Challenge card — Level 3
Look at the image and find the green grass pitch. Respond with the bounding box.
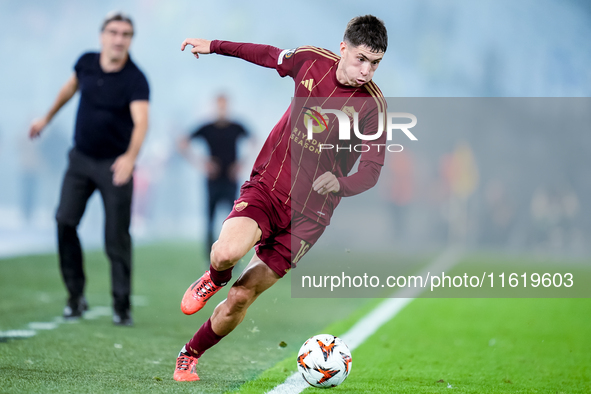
[1,244,590,393]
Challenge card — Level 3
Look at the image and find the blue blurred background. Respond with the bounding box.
[1,0,590,257]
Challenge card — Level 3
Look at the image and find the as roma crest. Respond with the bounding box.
[234,201,248,212]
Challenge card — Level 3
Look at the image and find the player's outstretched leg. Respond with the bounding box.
[181,217,262,315]
[174,256,280,381]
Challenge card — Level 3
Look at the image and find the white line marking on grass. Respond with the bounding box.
[83,306,113,320]
[268,374,310,394]
[266,248,461,394]
[0,299,148,342]
[131,295,149,307]
[28,322,59,330]
[0,330,36,341]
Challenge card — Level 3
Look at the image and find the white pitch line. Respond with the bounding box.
[83,306,113,320]
[0,330,37,340]
[266,247,461,394]
[0,298,148,342]
[28,322,59,330]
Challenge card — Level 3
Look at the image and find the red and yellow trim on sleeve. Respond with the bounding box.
[294,46,340,62]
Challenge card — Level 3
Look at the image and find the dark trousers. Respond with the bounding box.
[206,179,237,255]
[55,148,133,311]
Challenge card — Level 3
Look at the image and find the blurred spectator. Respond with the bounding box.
[28,12,150,326]
[178,95,251,262]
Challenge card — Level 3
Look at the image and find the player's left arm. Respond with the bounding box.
[111,100,149,186]
[313,161,382,196]
[314,100,386,196]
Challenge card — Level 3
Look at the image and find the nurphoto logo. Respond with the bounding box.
[303,107,418,152]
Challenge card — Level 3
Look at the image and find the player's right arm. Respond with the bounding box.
[181,38,303,77]
[29,73,78,139]
[181,38,211,59]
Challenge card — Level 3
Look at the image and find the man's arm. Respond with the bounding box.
[315,102,386,197]
[177,134,199,166]
[181,38,282,70]
[177,134,221,179]
[111,100,149,186]
[29,73,78,139]
[181,38,211,59]
[313,161,382,197]
[227,125,257,182]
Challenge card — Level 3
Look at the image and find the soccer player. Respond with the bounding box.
[29,12,150,326]
[178,94,250,260]
[174,15,387,381]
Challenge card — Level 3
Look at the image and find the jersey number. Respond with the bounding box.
[292,240,310,264]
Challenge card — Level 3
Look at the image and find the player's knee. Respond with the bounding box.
[210,242,243,269]
[226,286,255,313]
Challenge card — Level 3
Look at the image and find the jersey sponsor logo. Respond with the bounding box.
[301,78,314,92]
[278,48,296,65]
[234,201,248,212]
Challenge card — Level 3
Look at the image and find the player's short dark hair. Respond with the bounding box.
[101,11,134,34]
[343,15,387,53]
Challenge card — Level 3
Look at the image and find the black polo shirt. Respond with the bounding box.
[73,52,149,159]
[190,122,248,182]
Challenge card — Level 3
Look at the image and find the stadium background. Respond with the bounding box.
[1,0,590,258]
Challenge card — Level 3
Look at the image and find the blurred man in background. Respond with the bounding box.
[29,12,150,326]
[178,95,249,262]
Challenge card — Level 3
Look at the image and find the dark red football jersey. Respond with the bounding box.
[210,41,386,226]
